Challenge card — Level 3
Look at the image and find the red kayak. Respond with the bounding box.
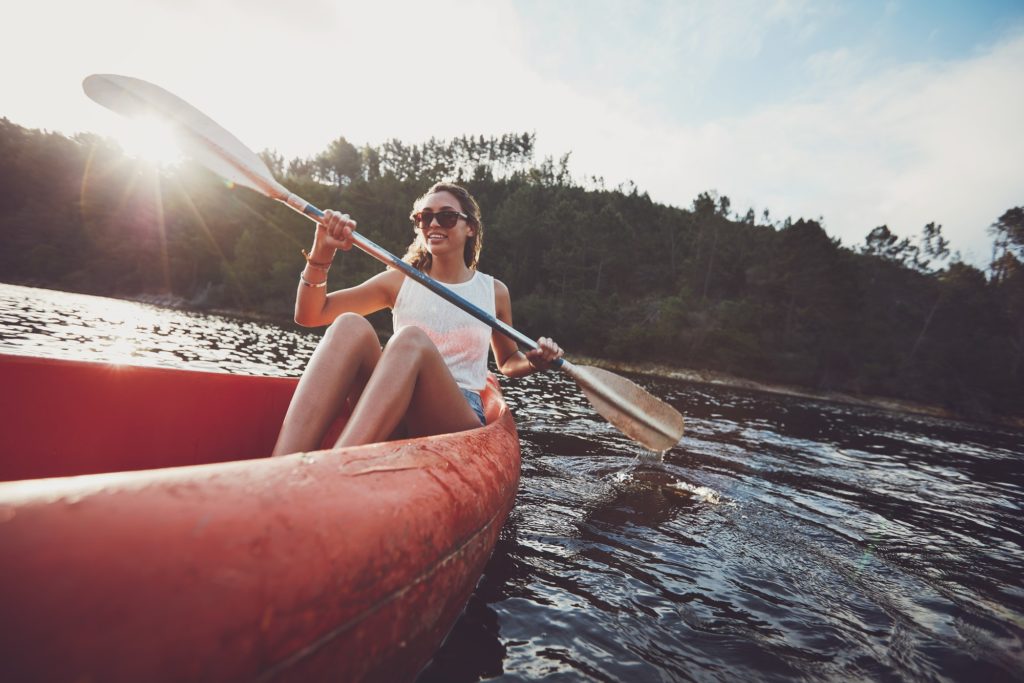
[0,353,520,682]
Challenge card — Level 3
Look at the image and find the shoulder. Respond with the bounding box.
[491,276,510,298]
[369,268,406,305]
[473,269,502,296]
[370,268,406,288]
[492,277,511,312]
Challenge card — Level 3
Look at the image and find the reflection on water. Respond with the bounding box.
[0,284,317,376]
[2,284,1022,682]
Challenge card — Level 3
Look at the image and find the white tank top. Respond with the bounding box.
[392,270,496,392]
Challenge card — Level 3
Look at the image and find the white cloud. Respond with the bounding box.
[805,46,871,84]
[540,29,1024,266]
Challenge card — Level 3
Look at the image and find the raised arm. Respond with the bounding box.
[294,210,402,327]
[491,279,563,377]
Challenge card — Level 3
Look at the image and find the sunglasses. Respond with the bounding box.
[412,210,469,230]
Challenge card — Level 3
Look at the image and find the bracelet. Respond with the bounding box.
[299,272,327,288]
[302,249,333,272]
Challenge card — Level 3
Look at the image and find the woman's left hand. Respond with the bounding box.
[526,337,563,372]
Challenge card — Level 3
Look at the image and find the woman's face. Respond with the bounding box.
[415,191,474,257]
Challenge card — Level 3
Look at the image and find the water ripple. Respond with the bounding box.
[2,284,1022,682]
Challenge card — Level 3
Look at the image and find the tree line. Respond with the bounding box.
[0,117,1021,419]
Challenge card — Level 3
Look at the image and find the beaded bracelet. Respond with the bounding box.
[299,273,327,288]
[301,249,333,272]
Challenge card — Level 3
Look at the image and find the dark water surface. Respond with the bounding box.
[2,284,1022,682]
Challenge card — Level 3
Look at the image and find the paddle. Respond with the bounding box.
[82,74,685,452]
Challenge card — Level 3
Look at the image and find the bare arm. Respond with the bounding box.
[294,210,402,327]
[491,279,563,377]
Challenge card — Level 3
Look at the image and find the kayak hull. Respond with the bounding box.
[0,353,520,682]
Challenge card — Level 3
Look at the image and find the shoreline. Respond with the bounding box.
[568,354,1024,430]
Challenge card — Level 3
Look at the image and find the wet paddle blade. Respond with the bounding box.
[82,74,286,198]
[561,362,685,452]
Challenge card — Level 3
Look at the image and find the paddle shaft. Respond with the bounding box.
[201,128,685,449]
[278,209,672,441]
[175,107,559,364]
[82,73,684,451]
[284,194,562,361]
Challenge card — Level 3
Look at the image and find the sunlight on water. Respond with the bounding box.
[0,284,318,376]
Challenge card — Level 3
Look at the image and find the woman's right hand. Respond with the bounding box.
[316,210,357,253]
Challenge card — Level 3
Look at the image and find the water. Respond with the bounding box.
[2,284,1022,682]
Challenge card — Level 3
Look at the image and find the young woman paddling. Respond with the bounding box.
[272,182,563,455]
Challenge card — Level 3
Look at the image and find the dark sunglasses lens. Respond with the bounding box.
[417,211,461,229]
[437,211,460,229]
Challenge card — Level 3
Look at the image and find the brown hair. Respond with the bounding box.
[402,182,483,272]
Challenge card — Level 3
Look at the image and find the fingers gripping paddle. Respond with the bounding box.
[82,74,685,451]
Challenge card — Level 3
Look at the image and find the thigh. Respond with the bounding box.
[403,344,485,439]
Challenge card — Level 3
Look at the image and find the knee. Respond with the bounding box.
[322,313,377,348]
[387,326,435,356]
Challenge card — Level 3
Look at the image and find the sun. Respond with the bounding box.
[114,116,184,166]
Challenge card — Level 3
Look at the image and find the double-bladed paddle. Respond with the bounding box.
[82,74,684,451]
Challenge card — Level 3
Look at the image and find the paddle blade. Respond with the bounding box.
[82,74,285,198]
[561,363,684,452]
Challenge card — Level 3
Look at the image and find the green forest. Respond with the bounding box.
[1,117,1021,419]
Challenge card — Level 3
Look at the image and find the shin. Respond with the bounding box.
[271,314,381,456]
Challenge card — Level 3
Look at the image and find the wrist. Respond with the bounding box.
[302,247,335,273]
[308,242,337,262]
[299,271,327,288]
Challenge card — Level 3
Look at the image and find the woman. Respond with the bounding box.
[272,182,563,455]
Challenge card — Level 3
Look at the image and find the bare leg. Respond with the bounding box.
[271,314,382,456]
[335,326,483,448]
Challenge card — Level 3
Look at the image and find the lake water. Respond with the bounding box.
[1,283,1021,682]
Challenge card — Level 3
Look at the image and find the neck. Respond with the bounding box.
[427,253,473,283]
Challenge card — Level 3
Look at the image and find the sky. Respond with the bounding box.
[2,0,1022,266]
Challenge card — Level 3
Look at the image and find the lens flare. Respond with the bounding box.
[114,116,183,166]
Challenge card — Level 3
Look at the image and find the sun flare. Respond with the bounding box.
[114,116,183,166]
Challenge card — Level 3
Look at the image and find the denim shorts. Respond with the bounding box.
[460,388,486,426]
